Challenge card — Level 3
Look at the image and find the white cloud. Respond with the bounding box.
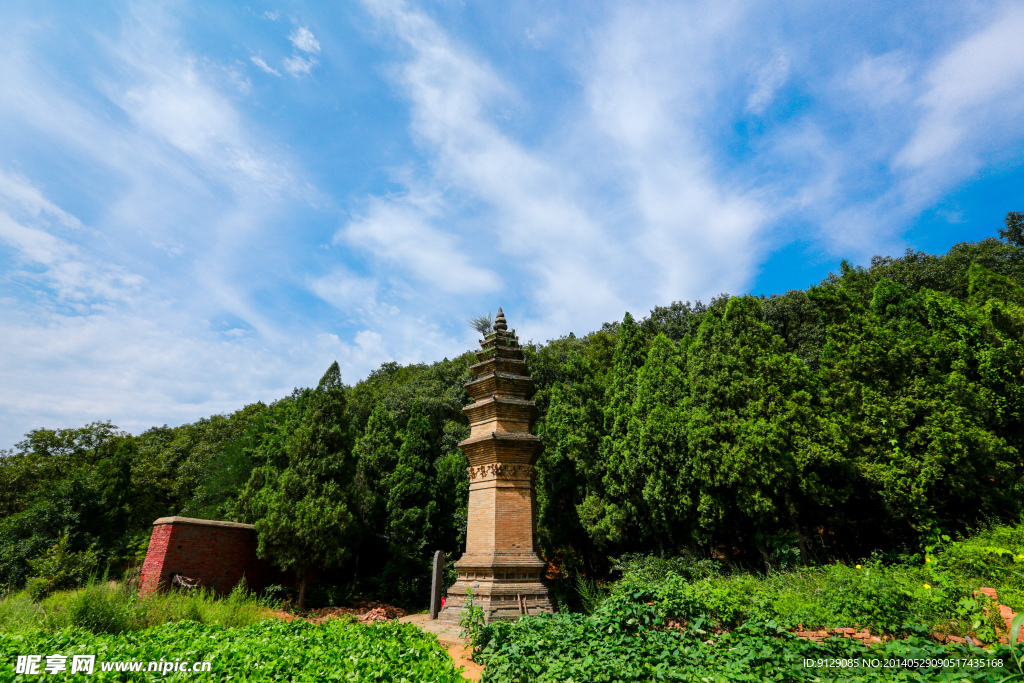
[308,267,381,314]
[897,4,1024,170]
[251,55,280,76]
[345,0,781,340]
[0,169,82,228]
[746,51,790,115]
[341,194,501,294]
[846,51,913,108]
[289,26,321,54]
[0,4,327,444]
[284,54,318,77]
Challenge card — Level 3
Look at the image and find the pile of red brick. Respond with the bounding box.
[792,627,887,644]
[305,601,407,624]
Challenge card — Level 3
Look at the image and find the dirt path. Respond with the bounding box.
[398,613,484,681]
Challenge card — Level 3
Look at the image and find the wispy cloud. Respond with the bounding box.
[349,0,770,339]
[283,54,318,77]
[251,55,280,76]
[0,3,324,442]
[746,51,790,115]
[289,26,321,54]
[897,4,1024,171]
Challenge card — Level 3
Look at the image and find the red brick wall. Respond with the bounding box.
[139,517,289,594]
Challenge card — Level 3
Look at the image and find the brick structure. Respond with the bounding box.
[439,308,554,623]
[139,516,287,594]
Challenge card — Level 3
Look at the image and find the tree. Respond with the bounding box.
[682,296,829,565]
[235,361,357,609]
[999,211,1024,248]
[623,333,690,555]
[354,402,400,526]
[584,312,647,549]
[385,402,437,556]
[537,350,607,573]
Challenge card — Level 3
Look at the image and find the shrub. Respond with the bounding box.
[655,573,767,630]
[25,529,100,600]
[574,571,609,615]
[612,552,724,587]
[818,562,914,634]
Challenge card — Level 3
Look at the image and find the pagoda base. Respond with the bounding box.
[438,554,554,623]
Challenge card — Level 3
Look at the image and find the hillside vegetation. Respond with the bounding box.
[2,213,1024,608]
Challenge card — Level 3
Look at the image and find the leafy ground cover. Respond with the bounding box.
[600,523,1024,643]
[0,618,464,682]
[472,612,1018,682]
[467,523,1024,682]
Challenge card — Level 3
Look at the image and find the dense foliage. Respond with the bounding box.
[0,618,463,682]
[468,523,1024,682]
[1,213,1023,605]
[473,613,1016,682]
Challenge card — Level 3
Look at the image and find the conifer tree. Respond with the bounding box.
[236,361,356,609]
[353,402,400,541]
[385,402,437,558]
[624,333,689,554]
[539,351,606,570]
[683,296,823,565]
[584,312,646,548]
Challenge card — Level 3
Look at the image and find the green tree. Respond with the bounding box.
[537,350,607,573]
[235,361,357,609]
[354,402,400,537]
[583,312,647,549]
[386,402,437,557]
[683,296,829,565]
[623,333,690,555]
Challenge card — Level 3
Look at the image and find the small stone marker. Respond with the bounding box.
[429,550,445,619]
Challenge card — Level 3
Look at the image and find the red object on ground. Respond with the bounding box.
[140,516,290,594]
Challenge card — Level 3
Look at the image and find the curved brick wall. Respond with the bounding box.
[140,516,289,594]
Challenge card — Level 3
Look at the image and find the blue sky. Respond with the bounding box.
[1,0,1023,446]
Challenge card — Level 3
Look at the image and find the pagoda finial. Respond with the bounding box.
[494,307,508,332]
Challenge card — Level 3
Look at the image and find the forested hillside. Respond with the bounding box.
[3,213,1023,607]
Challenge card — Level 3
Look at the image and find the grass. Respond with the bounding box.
[0,578,279,635]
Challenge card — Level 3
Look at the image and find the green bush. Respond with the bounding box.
[574,572,610,615]
[818,562,914,634]
[0,579,279,636]
[940,524,1024,611]
[613,552,725,587]
[25,529,100,600]
[654,573,767,630]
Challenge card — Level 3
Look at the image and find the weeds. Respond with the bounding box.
[0,577,279,635]
[574,572,608,615]
[459,588,485,647]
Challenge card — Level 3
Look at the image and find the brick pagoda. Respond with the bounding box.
[438,308,554,622]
